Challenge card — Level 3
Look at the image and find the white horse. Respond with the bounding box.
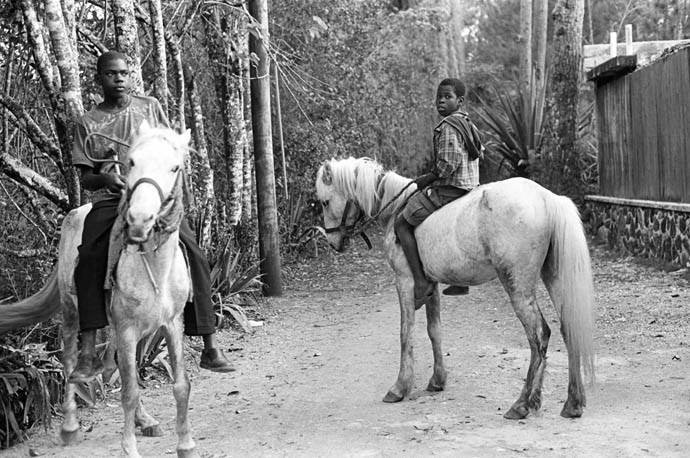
[0,123,199,458]
[316,157,595,419]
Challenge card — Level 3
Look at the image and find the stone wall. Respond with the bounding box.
[584,196,690,269]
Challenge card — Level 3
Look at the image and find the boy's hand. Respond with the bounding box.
[103,173,126,193]
[413,173,437,189]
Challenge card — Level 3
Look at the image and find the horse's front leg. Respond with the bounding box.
[383,282,416,403]
[117,327,143,458]
[424,288,446,392]
[163,322,198,458]
[60,302,81,445]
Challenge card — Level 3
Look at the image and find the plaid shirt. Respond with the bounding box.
[432,111,480,190]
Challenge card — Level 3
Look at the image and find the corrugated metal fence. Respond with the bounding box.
[595,47,690,203]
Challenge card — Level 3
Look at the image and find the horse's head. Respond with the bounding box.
[124,121,190,243]
[315,159,364,252]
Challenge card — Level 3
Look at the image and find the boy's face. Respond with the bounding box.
[436,85,463,117]
[96,57,131,99]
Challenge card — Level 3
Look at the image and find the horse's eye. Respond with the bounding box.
[129,159,134,167]
[322,200,329,208]
[172,165,180,173]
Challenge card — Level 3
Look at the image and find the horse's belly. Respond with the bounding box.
[417,210,496,285]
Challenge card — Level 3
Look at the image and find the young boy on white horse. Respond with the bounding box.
[394,78,484,309]
[69,51,234,382]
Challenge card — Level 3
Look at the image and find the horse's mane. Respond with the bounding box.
[317,157,416,221]
[377,171,416,221]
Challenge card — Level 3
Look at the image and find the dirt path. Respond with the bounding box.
[6,230,690,458]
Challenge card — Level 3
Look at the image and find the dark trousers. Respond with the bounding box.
[74,198,215,336]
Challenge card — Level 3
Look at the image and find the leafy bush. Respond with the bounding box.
[474,83,545,179]
[0,340,62,448]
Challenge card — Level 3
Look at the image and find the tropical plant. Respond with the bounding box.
[474,81,545,178]
[0,341,62,448]
[210,241,263,334]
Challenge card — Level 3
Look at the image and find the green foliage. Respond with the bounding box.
[474,83,545,178]
[278,191,328,261]
[590,0,690,43]
[0,341,62,449]
[210,240,263,334]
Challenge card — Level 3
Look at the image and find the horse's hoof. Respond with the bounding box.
[503,405,529,420]
[426,380,445,392]
[383,391,404,403]
[177,447,200,458]
[560,402,583,418]
[60,426,82,445]
[141,424,165,437]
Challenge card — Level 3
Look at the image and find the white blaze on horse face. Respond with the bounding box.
[126,135,184,241]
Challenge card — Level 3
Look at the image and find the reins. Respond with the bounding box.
[323,177,418,250]
[82,131,129,169]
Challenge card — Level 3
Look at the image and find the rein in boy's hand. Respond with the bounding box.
[413,173,438,189]
[104,173,126,192]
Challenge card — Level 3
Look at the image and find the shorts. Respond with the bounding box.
[401,185,469,227]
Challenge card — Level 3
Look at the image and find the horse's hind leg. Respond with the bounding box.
[499,272,550,420]
[163,325,198,458]
[424,290,446,392]
[541,265,586,418]
[60,299,82,445]
[135,400,163,437]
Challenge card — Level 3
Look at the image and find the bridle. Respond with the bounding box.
[323,179,418,250]
[125,168,183,241]
[323,200,372,249]
[122,169,184,294]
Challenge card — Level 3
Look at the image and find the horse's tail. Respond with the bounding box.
[0,268,62,335]
[547,195,595,381]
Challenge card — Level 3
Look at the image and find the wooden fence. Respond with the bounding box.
[593,46,690,203]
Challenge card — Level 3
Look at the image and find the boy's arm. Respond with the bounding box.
[434,123,465,178]
[73,120,125,193]
[79,165,125,193]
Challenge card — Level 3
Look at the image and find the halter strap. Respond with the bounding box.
[324,200,372,249]
[128,177,166,204]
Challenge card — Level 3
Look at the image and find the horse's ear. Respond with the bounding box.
[180,129,191,146]
[321,161,332,185]
[139,120,152,135]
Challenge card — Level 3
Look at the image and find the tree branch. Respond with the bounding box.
[0,152,70,212]
[0,94,64,169]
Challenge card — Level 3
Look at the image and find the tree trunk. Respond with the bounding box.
[539,0,585,199]
[147,0,168,112]
[248,0,282,297]
[519,0,533,95]
[44,0,83,207]
[165,30,186,130]
[242,50,254,226]
[533,0,548,92]
[20,0,56,100]
[185,68,214,251]
[447,0,465,76]
[112,0,144,94]
[585,0,594,44]
[202,4,246,227]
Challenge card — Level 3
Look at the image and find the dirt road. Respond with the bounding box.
[6,230,690,458]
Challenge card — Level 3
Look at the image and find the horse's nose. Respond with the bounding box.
[126,210,155,227]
